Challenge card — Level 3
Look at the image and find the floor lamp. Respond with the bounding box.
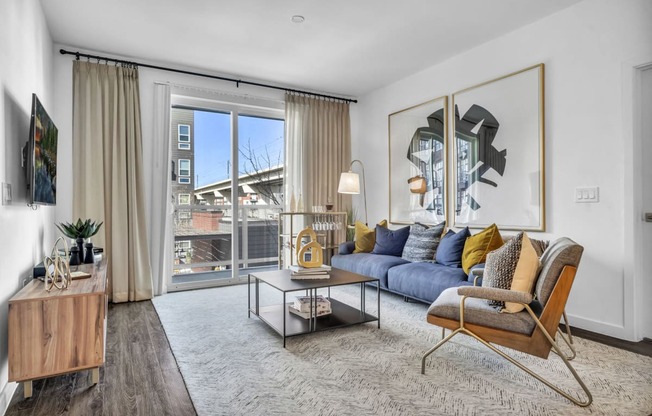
[338,159,368,225]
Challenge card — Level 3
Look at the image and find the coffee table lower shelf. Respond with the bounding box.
[254,298,378,341]
[248,268,380,347]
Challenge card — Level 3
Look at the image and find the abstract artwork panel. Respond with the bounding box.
[389,97,447,225]
[453,64,545,231]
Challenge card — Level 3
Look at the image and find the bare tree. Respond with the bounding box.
[239,137,284,206]
[238,138,285,250]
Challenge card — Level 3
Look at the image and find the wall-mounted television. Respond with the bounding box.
[24,93,58,206]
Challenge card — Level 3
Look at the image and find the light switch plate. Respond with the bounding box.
[575,186,599,203]
[2,182,12,205]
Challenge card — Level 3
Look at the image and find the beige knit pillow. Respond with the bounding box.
[504,233,541,313]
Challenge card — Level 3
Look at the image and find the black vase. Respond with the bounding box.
[76,237,84,260]
[69,246,81,266]
[84,242,95,264]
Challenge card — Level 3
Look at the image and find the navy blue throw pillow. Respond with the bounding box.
[435,227,471,267]
[372,225,410,256]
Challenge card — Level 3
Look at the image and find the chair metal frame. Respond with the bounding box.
[470,268,577,361]
[422,265,592,407]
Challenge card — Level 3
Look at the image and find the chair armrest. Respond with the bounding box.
[469,266,485,286]
[470,268,484,277]
[338,241,355,255]
[457,286,533,304]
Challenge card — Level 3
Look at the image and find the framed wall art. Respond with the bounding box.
[452,63,545,231]
[388,96,447,225]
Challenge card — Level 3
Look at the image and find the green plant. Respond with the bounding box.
[56,218,104,239]
[346,207,358,242]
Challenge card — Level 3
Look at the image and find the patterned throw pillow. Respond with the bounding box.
[529,238,550,258]
[504,233,541,313]
[482,232,524,307]
[401,221,446,262]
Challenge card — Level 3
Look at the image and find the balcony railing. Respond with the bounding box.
[173,204,283,282]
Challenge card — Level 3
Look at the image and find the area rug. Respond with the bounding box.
[152,284,652,415]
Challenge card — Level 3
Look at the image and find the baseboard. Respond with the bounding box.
[562,324,652,358]
[0,381,17,416]
[565,313,632,341]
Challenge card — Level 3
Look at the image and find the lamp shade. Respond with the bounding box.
[338,171,360,194]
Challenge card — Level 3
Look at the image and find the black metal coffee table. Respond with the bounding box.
[248,268,380,347]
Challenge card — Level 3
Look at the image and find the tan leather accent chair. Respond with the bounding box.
[422,238,592,407]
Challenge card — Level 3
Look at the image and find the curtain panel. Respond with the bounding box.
[284,94,352,214]
[72,61,153,302]
[148,83,173,296]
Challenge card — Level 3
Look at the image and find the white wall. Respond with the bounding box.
[351,0,652,340]
[0,0,55,410]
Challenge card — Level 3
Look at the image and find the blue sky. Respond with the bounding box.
[194,110,284,187]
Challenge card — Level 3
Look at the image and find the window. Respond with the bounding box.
[179,159,190,176]
[175,240,192,265]
[179,194,191,205]
[178,124,190,142]
[176,240,191,250]
[169,97,285,288]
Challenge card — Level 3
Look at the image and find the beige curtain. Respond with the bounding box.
[284,94,351,213]
[73,61,153,302]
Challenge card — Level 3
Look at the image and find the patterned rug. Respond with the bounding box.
[152,283,652,415]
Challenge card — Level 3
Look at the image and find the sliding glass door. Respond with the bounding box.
[168,95,284,291]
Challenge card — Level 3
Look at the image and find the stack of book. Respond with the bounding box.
[289,264,331,279]
[288,295,332,319]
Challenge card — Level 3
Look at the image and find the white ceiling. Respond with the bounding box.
[40,0,581,98]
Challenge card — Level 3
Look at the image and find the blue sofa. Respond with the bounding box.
[332,241,476,304]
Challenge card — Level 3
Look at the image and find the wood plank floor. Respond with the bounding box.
[6,298,651,415]
[5,301,196,416]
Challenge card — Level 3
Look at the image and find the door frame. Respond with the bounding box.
[624,58,652,341]
[167,90,284,292]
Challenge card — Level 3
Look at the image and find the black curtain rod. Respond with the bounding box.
[60,49,357,104]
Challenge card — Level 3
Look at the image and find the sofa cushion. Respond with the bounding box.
[428,287,541,335]
[461,223,503,274]
[353,220,387,253]
[435,228,470,268]
[372,225,410,256]
[331,253,409,288]
[401,221,446,262]
[387,262,470,303]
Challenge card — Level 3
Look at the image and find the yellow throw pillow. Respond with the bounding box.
[461,224,503,274]
[504,233,541,313]
[353,220,387,253]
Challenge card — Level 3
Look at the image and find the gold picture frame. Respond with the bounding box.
[452,64,545,231]
[388,96,448,225]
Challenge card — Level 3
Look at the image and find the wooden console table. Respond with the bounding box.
[8,259,107,398]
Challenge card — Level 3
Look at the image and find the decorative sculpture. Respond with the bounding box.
[43,237,72,291]
[295,227,323,268]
